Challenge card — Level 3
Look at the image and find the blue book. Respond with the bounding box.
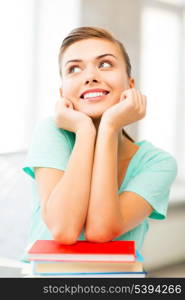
[136,250,144,262]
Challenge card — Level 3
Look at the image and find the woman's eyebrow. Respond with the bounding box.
[65,53,117,66]
[65,59,82,66]
[96,53,117,60]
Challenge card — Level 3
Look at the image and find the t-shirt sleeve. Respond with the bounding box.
[23,117,74,179]
[124,153,178,220]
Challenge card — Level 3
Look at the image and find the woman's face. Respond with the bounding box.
[60,38,134,119]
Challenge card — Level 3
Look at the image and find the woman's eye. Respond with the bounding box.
[69,66,81,73]
[99,61,112,68]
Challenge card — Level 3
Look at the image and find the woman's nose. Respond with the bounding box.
[85,78,98,84]
[84,67,100,85]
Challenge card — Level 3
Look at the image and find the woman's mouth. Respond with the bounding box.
[80,90,109,103]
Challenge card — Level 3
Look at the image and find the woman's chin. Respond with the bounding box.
[76,106,105,119]
[83,110,104,120]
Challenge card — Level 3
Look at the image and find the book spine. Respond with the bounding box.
[33,270,147,276]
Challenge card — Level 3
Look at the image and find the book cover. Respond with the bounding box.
[24,272,147,278]
[32,250,144,276]
[28,240,136,262]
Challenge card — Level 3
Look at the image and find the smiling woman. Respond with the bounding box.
[60,39,128,116]
[58,27,134,136]
[22,26,177,263]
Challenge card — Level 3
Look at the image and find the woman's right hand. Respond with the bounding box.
[54,97,95,133]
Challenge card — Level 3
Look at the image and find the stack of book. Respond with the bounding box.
[25,240,146,277]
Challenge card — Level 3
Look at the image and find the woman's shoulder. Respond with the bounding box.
[34,115,75,144]
[35,116,61,132]
[23,116,75,178]
[32,116,57,135]
[133,140,177,173]
[136,140,176,159]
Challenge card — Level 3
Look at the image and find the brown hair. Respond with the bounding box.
[58,26,134,142]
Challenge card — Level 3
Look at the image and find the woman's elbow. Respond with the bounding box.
[41,211,79,245]
[85,225,123,243]
[52,228,78,245]
[85,230,113,243]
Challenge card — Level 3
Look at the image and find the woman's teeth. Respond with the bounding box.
[83,92,105,99]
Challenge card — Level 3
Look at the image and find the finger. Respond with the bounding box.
[55,98,68,113]
[142,95,147,115]
[65,100,73,109]
[119,92,125,102]
[134,90,142,112]
[121,88,132,101]
[61,97,74,109]
[131,88,139,109]
[136,91,146,115]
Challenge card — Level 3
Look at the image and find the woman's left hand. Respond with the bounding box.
[100,88,147,132]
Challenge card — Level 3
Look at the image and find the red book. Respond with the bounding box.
[27,240,136,262]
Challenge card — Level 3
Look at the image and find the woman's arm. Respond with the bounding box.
[85,123,153,242]
[36,124,96,244]
[85,88,151,242]
[85,125,124,241]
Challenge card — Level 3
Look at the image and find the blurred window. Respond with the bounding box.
[139,3,185,202]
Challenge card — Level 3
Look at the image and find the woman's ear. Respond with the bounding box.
[59,87,63,97]
[129,78,135,88]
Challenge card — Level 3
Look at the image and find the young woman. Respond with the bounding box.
[22,27,177,261]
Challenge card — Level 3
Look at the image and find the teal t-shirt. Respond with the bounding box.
[21,116,177,262]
